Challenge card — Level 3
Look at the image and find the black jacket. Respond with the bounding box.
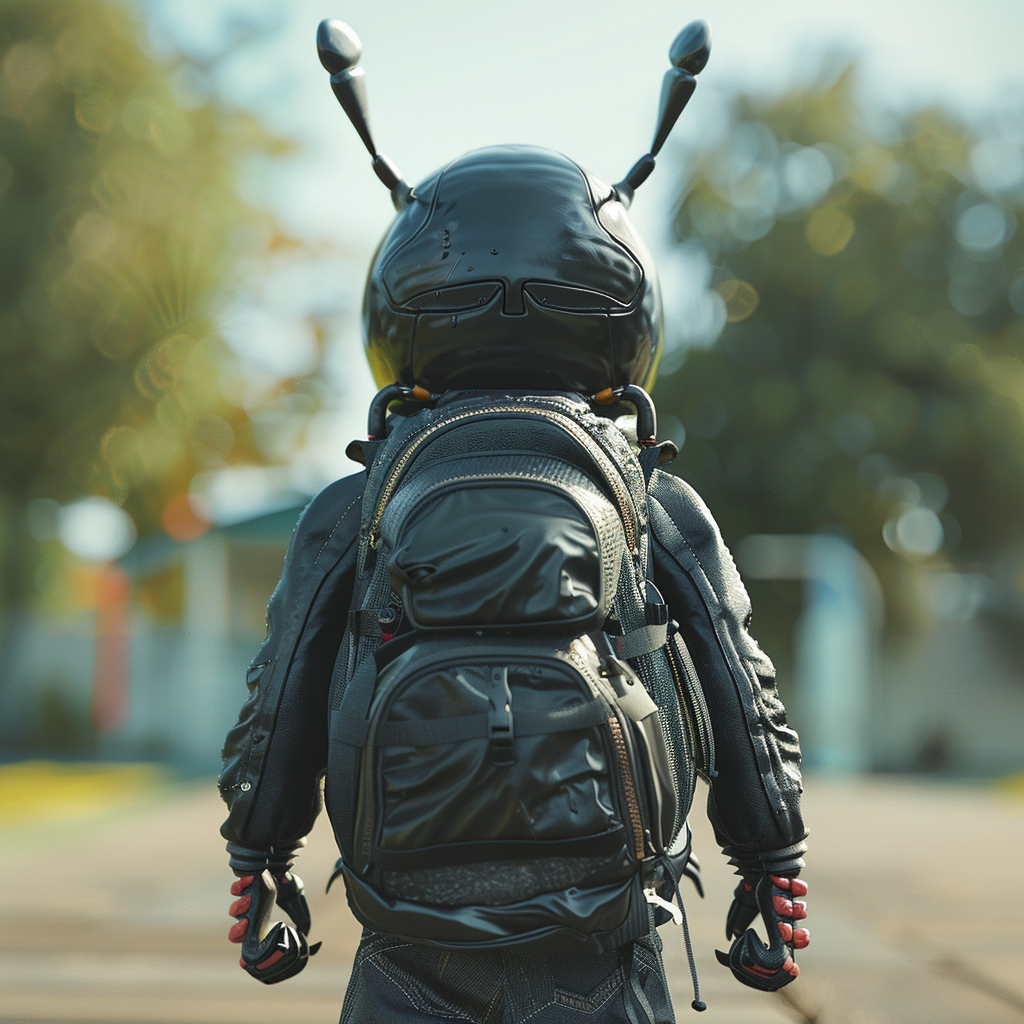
[219,467,807,879]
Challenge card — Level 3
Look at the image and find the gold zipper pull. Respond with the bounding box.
[644,887,683,926]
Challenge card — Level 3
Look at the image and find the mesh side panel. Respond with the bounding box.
[580,489,626,613]
[582,411,648,538]
[614,551,694,839]
[382,855,615,906]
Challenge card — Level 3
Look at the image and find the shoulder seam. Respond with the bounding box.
[312,493,362,568]
[649,492,713,596]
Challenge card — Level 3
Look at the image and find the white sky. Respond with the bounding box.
[141,0,1024,513]
[147,0,1024,250]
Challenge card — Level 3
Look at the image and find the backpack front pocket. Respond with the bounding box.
[382,456,625,632]
[346,646,643,905]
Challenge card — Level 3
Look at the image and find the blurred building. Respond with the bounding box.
[738,533,1024,777]
[0,504,304,769]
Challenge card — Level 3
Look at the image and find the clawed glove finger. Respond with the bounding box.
[273,871,312,937]
[228,871,320,985]
[725,877,759,939]
[241,920,312,984]
[716,873,808,992]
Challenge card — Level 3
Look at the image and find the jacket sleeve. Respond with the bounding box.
[218,472,365,874]
[648,469,807,877]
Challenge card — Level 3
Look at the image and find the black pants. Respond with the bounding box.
[340,925,676,1024]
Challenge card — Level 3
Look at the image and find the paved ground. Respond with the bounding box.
[1,769,1022,1024]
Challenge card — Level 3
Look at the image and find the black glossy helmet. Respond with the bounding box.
[317,19,711,395]
[364,145,661,393]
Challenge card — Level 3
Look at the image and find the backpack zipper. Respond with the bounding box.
[607,715,645,861]
[368,404,638,552]
[563,643,645,861]
[667,636,716,780]
[388,468,606,543]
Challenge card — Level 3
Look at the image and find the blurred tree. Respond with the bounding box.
[657,64,1024,643]
[0,0,305,609]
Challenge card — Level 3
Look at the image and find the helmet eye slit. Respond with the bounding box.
[404,284,502,313]
[523,284,625,313]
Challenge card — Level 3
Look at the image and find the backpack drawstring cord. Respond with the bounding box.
[670,870,706,1011]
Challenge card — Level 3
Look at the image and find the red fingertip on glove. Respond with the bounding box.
[778,922,811,947]
[772,895,807,918]
[782,955,799,977]
[769,875,808,896]
[228,919,248,943]
[229,894,252,916]
[231,876,254,896]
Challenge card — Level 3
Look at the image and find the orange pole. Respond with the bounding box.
[92,563,130,734]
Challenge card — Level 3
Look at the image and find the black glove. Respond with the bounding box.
[716,873,808,991]
[228,870,321,984]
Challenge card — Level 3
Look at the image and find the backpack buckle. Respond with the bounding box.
[486,667,515,765]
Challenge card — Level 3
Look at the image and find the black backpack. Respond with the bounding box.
[325,389,714,954]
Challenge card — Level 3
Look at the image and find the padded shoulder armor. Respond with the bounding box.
[219,473,366,849]
[646,470,807,871]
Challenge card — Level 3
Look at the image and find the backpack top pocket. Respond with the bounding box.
[382,454,626,632]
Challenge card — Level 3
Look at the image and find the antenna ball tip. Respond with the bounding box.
[669,19,711,74]
[317,19,362,74]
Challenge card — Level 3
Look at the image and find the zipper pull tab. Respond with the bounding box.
[644,887,683,926]
[644,829,657,859]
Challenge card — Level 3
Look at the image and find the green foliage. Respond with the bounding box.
[0,0,293,605]
[656,66,1024,635]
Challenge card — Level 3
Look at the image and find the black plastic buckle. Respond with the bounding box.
[645,581,668,626]
[486,667,515,765]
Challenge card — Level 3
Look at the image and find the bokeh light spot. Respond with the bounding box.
[970,138,1024,195]
[883,506,944,557]
[716,279,759,322]
[955,202,1011,254]
[57,497,137,562]
[782,146,834,207]
[805,207,855,256]
[160,494,210,542]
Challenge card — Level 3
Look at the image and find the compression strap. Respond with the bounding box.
[614,622,668,661]
[334,698,609,748]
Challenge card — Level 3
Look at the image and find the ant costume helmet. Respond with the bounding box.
[316,19,710,396]
[364,145,661,394]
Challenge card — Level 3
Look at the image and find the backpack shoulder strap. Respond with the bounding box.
[328,649,381,864]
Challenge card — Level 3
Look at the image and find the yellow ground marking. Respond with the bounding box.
[0,760,167,826]
[996,773,1024,799]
